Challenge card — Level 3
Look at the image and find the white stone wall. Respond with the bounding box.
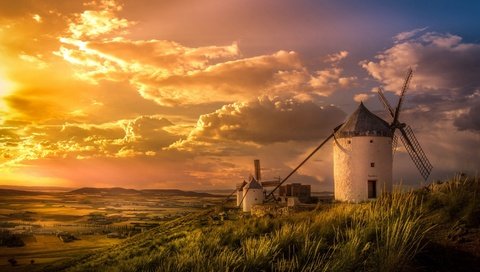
[236,190,242,207]
[333,136,392,202]
[242,188,264,212]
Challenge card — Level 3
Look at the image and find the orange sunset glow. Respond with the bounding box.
[0,0,478,191]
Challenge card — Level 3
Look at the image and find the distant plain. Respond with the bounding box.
[0,188,223,270]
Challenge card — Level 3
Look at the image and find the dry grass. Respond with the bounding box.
[30,175,480,272]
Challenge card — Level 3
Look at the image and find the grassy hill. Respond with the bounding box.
[43,175,479,272]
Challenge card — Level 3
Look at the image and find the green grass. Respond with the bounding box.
[41,175,479,272]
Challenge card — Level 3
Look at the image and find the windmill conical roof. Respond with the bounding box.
[245,176,263,190]
[236,180,247,190]
[335,102,392,138]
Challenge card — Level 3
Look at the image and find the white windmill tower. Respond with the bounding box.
[264,69,432,203]
[333,69,432,202]
[242,176,264,212]
[236,159,264,212]
[333,102,393,202]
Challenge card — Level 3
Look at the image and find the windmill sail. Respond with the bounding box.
[376,69,432,181]
[393,68,413,126]
[377,87,395,119]
[398,125,433,180]
[392,134,398,154]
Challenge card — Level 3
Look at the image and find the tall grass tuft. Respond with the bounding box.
[426,174,480,227]
[369,190,434,272]
[243,235,280,270]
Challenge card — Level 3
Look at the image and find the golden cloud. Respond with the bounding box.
[0,0,356,189]
[169,96,345,152]
[54,1,355,106]
[0,115,179,170]
[68,0,131,39]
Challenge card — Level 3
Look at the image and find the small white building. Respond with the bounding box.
[236,180,247,207]
[333,102,393,202]
[242,176,264,212]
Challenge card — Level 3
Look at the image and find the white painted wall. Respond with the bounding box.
[242,188,264,212]
[236,190,242,207]
[333,136,392,202]
[237,189,243,207]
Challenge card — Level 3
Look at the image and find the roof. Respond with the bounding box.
[335,102,392,138]
[244,176,263,190]
[236,180,247,190]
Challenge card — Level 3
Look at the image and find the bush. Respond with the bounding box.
[0,230,25,247]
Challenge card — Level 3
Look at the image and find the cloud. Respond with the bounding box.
[68,0,132,39]
[353,93,373,102]
[393,27,428,42]
[454,101,480,132]
[0,115,179,169]
[169,96,345,152]
[362,32,480,95]
[324,50,349,63]
[360,31,480,183]
[32,14,42,23]
[55,1,356,106]
[18,53,48,69]
[134,50,306,105]
[361,31,480,133]
[390,108,479,183]
[60,37,355,106]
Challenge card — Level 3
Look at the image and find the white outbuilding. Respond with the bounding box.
[236,180,247,207]
[242,176,264,212]
[333,102,393,202]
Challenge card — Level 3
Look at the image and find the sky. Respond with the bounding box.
[0,0,478,190]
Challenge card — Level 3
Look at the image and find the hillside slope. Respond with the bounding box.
[45,176,480,272]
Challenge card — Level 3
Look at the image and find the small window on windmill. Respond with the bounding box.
[371,162,375,167]
[370,139,373,143]
[347,140,351,144]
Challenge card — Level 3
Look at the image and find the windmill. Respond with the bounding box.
[261,69,432,203]
[377,68,433,181]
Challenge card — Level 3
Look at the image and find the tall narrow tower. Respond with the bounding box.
[333,102,393,202]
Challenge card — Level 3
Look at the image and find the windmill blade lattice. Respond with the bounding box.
[377,87,395,120]
[392,134,399,155]
[398,125,433,180]
[376,68,433,181]
[392,68,413,127]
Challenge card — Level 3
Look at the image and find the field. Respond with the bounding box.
[0,188,224,271]
[33,175,480,272]
[2,176,480,271]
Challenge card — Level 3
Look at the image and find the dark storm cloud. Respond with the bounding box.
[454,102,480,132]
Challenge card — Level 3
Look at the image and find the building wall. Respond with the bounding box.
[333,136,392,202]
[278,183,311,203]
[279,186,286,196]
[236,190,242,207]
[242,189,263,212]
[242,188,264,212]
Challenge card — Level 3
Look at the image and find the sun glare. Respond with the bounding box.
[0,72,15,111]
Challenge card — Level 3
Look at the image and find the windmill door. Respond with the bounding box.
[368,180,377,199]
